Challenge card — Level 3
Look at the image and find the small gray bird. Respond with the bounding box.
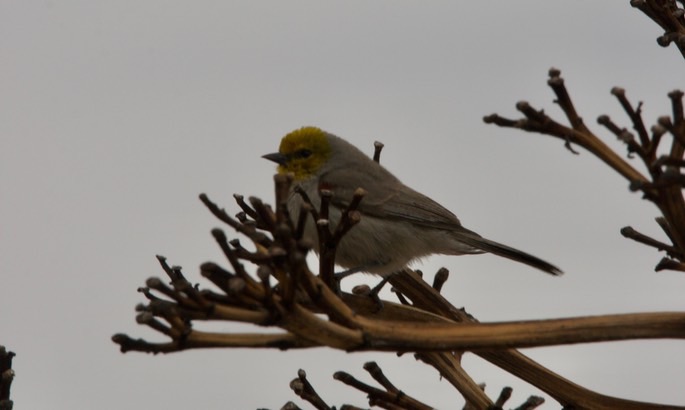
[263,126,562,276]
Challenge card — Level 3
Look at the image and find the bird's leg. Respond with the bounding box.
[332,265,372,294]
[366,271,399,312]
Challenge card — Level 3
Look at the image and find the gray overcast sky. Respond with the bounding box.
[2,1,684,409]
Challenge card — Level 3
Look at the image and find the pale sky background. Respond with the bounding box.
[2,1,685,409]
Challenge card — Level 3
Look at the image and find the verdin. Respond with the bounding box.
[263,126,562,276]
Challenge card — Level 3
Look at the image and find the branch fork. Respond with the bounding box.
[485,68,685,273]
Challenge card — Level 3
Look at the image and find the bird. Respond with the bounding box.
[263,126,562,276]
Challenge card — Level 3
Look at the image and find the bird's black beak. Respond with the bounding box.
[262,152,288,166]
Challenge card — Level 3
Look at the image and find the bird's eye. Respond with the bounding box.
[297,149,312,159]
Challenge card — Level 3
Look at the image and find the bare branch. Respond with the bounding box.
[0,346,14,410]
[289,369,333,410]
[485,70,685,273]
[631,0,685,59]
[373,141,385,163]
[334,367,434,410]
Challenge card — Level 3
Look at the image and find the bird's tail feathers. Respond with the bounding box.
[454,232,563,276]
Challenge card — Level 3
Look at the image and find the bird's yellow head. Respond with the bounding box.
[263,126,332,180]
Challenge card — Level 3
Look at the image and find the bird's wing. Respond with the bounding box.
[319,166,468,231]
[319,166,563,276]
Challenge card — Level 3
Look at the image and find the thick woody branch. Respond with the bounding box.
[353,312,685,350]
[118,247,685,353]
[387,270,683,410]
